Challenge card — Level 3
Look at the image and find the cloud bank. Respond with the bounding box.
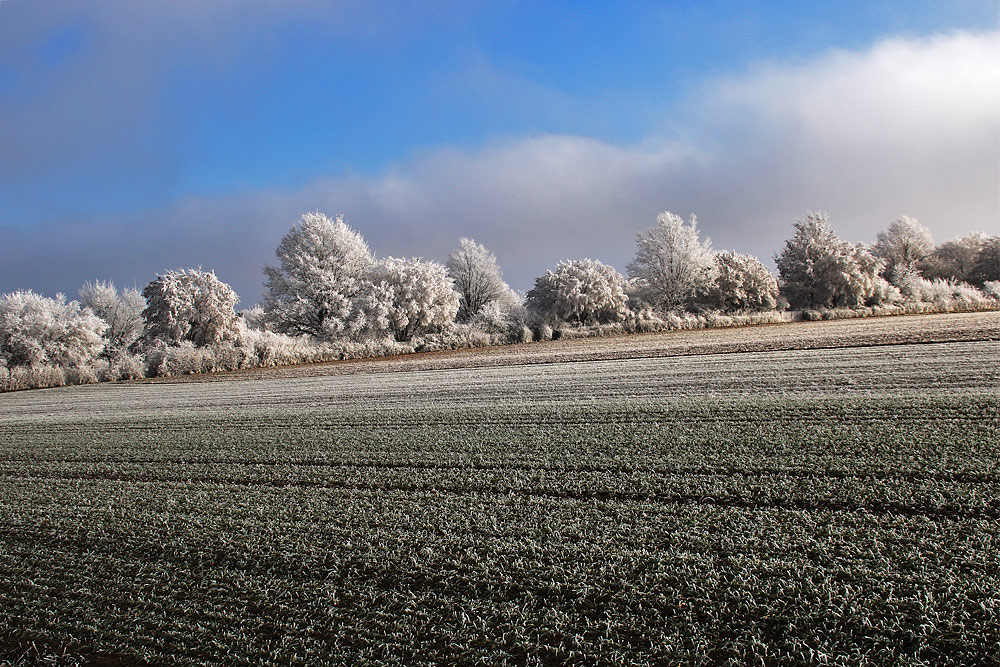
[2,30,997,305]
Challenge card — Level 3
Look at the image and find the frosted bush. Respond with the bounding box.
[337,338,415,360]
[349,257,460,342]
[239,328,337,367]
[623,307,668,334]
[412,325,492,351]
[892,265,989,308]
[707,251,779,313]
[142,269,241,348]
[982,281,1000,302]
[0,290,106,369]
[64,365,99,386]
[470,300,515,336]
[111,354,146,381]
[526,259,629,324]
[868,277,904,306]
[240,304,269,332]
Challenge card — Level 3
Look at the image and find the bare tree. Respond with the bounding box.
[79,280,145,359]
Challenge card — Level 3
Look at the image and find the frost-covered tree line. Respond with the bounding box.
[2,210,998,390]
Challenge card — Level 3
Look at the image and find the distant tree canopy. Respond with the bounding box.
[968,238,1000,286]
[920,232,991,284]
[4,207,1000,394]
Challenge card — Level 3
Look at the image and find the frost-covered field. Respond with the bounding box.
[1,313,998,665]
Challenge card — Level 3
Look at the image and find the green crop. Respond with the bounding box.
[1,333,997,665]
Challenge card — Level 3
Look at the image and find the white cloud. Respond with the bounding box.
[2,30,997,304]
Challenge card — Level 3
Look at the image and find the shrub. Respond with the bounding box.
[982,281,1000,302]
[881,265,991,309]
[707,251,779,313]
[869,277,904,306]
[240,304,269,332]
[349,257,461,342]
[526,259,629,324]
[412,325,493,352]
[141,269,241,348]
[0,290,106,369]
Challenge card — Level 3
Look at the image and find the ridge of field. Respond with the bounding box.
[1,313,998,665]
[147,310,1000,382]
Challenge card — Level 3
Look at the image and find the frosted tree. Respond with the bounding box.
[79,280,145,359]
[262,212,373,338]
[239,304,268,332]
[627,212,716,312]
[775,212,883,310]
[0,290,106,368]
[349,257,460,341]
[446,238,518,321]
[872,216,934,279]
[141,269,241,347]
[968,237,1000,287]
[526,258,629,324]
[708,251,779,312]
[921,232,990,283]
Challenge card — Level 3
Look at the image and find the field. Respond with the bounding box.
[1,312,998,665]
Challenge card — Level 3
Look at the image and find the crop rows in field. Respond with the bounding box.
[1,325,998,665]
[1,340,996,425]
[2,393,999,664]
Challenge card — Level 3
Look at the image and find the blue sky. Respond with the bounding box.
[1,1,998,304]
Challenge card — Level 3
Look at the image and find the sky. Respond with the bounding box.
[1,1,998,306]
